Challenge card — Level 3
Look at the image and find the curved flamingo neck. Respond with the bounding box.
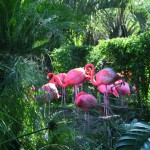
[47,73,54,83]
[53,75,68,88]
[47,73,64,87]
[84,63,99,86]
[47,73,55,79]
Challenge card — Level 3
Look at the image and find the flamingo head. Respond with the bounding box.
[85,67,92,81]
[86,67,92,76]
[115,79,125,86]
[54,91,60,99]
[111,86,119,97]
[47,73,54,79]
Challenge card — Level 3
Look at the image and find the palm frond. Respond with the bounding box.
[116,122,150,150]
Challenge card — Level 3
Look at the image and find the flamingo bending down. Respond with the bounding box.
[32,83,60,117]
[48,73,67,106]
[38,83,60,101]
[84,63,121,116]
[97,84,119,115]
[115,80,130,107]
[75,91,102,128]
[47,67,91,103]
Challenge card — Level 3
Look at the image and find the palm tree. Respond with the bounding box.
[82,0,150,44]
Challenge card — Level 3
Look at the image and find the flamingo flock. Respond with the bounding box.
[31,63,136,118]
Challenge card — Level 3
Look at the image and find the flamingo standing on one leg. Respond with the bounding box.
[115,80,130,108]
[84,63,121,116]
[75,91,102,129]
[47,67,91,103]
[48,73,67,106]
[97,84,119,115]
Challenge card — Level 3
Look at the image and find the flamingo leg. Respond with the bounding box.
[84,110,90,130]
[99,92,102,104]
[105,85,109,116]
[72,87,75,104]
[87,110,90,128]
[121,95,126,108]
[84,110,87,120]
[72,85,79,104]
[77,86,79,95]
[80,84,83,92]
[61,87,63,106]
[104,93,106,116]
[83,111,87,131]
[63,87,66,106]
[61,87,66,106]
[75,85,79,98]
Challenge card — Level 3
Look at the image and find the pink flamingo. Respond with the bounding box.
[64,67,91,100]
[84,63,121,116]
[47,67,91,103]
[132,84,137,94]
[48,73,67,106]
[38,83,60,101]
[115,80,130,107]
[97,84,119,115]
[75,91,102,128]
[32,83,60,117]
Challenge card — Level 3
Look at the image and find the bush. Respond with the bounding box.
[88,32,150,107]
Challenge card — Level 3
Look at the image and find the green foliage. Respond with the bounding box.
[0,0,86,55]
[51,45,92,73]
[116,121,150,150]
[90,32,150,106]
[0,1,96,148]
[0,56,46,149]
[87,40,108,67]
[81,0,150,45]
[0,0,150,149]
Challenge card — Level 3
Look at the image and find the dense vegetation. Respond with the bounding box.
[0,0,150,149]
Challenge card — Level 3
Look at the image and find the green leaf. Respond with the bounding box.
[116,122,150,150]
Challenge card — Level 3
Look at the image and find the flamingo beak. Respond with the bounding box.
[113,90,119,98]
